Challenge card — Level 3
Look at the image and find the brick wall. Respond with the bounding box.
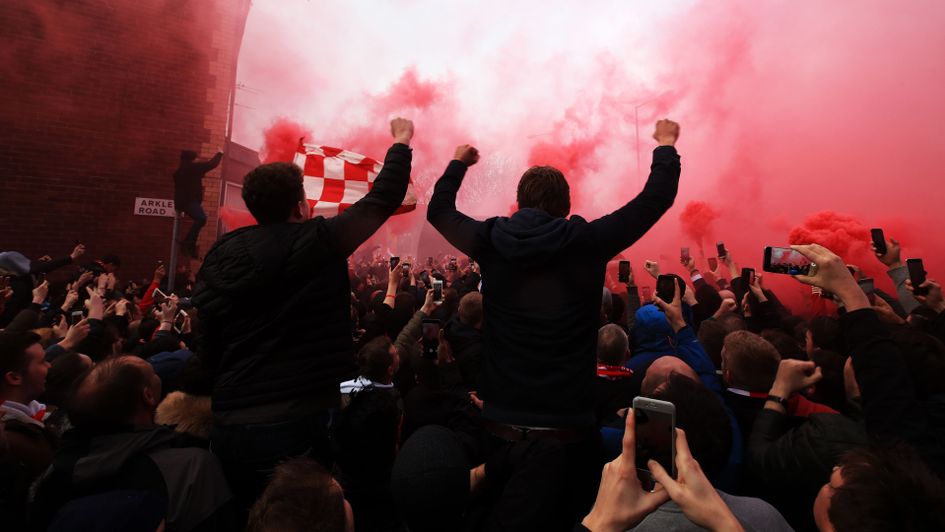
[0,0,250,283]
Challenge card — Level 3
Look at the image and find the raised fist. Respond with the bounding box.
[390,118,415,145]
[454,144,480,166]
[653,119,680,146]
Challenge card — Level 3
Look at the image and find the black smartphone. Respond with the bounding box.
[707,257,718,271]
[656,275,676,302]
[871,228,887,256]
[763,247,812,275]
[421,318,441,359]
[716,241,727,258]
[680,247,691,264]
[389,256,400,271]
[70,310,84,326]
[633,397,676,491]
[432,279,444,302]
[618,260,631,283]
[907,258,928,296]
[740,267,755,288]
[641,286,652,300]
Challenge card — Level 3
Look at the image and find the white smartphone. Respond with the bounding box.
[432,279,444,302]
[152,288,168,304]
[633,396,676,491]
[173,310,187,334]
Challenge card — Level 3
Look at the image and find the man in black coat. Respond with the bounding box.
[427,119,680,430]
[426,120,680,527]
[174,148,223,258]
[191,118,414,507]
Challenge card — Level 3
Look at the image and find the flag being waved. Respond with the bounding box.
[294,142,417,218]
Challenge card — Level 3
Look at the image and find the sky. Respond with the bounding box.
[232,0,945,307]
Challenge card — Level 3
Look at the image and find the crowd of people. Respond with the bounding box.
[2,118,944,531]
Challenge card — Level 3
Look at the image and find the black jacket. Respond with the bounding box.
[427,146,680,427]
[173,152,223,206]
[192,143,411,418]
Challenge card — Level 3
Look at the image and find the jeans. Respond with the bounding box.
[181,201,207,248]
[210,411,333,509]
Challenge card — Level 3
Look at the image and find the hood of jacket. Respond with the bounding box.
[70,426,177,485]
[490,208,574,268]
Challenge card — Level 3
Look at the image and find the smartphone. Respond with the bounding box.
[432,279,444,302]
[173,310,187,334]
[707,257,718,271]
[402,263,411,275]
[633,396,677,491]
[389,256,400,271]
[448,257,458,272]
[716,241,727,258]
[907,258,928,296]
[152,288,168,305]
[421,318,441,359]
[763,247,812,276]
[740,267,755,288]
[680,247,690,264]
[618,260,631,283]
[427,256,434,267]
[70,310,84,326]
[656,275,677,303]
[858,278,876,305]
[871,228,887,256]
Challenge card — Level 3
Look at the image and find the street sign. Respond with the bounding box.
[134,197,176,217]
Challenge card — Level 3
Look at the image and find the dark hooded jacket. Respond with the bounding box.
[191,143,411,420]
[173,153,223,207]
[426,146,680,427]
[32,426,234,532]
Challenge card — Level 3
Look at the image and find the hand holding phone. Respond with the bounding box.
[680,247,691,265]
[907,259,929,296]
[763,247,812,276]
[870,228,887,256]
[707,257,718,272]
[716,241,727,258]
[633,397,676,491]
[389,256,401,271]
[421,319,441,359]
[740,268,755,288]
[432,279,444,302]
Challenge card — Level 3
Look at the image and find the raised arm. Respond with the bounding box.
[426,144,488,257]
[589,120,681,260]
[324,118,414,256]
[192,151,224,173]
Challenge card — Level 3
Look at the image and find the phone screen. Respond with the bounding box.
[716,241,727,258]
[634,398,676,490]
[871,228,887,256]
[656,275,676,302]
[70,310,84,326]
[389,256,400,271]
[152,288,168,305]
[432,280,443,301]
[641,286,652,300]
[740,267,755,288]
[618,261,631,283]
[680,247,690,262]
[763,247,812,275]
[907,259,928,296]
[402,263,411,275]
[427,257,434,267]
[421,319,440,359]
[174,310,187,333]
[707,257,718,271]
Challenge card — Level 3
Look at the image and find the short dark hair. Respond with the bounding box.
[247,458,346,532]
[762,329,807,361]
[723,330,781,392]
[597,324,629,366]
[697,319,727,369]
[0,331,41,380]
[69,357,150,429]
[242,162,305,224]
[809,316,841,352]
[458,292,483,327]
[180,150,198,161]
[39,352,89,407]
[516,166,570,218]
[357,336,394,382]
[653,373,732,479]
[829,443,945,531]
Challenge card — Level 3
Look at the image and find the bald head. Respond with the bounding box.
[641,356,699,397]
[70,356,161,429]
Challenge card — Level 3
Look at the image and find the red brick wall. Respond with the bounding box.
[0,0,249,282]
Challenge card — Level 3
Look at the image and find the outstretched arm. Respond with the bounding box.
[589,120,681,260]
[427,145,488,258]
[325,118,414,256]
[192,151,224,173]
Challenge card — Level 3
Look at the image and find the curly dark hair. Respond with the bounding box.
[242,162,305,224]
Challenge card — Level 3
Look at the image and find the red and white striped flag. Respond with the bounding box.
[294,142,417,218]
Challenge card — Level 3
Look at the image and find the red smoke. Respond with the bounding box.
[788,211,870,258]
[261,117,312,164]
[679,201,720,249]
